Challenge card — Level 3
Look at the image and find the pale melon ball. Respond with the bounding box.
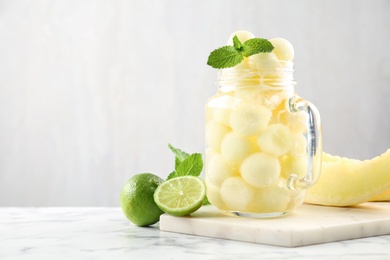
[207,95,235,123]
[280,154,308,179]
[226,30,255,45]
[220,133,255,166]
[287,190,306,210]
[248,183,292,213]
[275,107,307,134]
[234,86,262,102]
[206,153,235,187]
[235,57,251,69]
[206,120,230,152]
[240,152,281,188]
[269,38,294,61]
[205,176,226,209]
[213,107,231,127]
[248,52,280,71]
[291,133,307,156]
[230,104,272,136]
[220,176,255,211]
[257,123,293,156]
[290,111,307,134]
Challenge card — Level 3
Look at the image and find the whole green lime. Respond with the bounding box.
[120,173,165,227]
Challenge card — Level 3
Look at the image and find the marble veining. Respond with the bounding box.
[1,207,390,259]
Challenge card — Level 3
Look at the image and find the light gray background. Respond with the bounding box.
[1,0,389,206]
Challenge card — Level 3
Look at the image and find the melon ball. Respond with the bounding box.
[221,133,255,167]
[248,52,280,72]
[291,133,307,156]
[207,95,235,125]
[206,153,235,187]
[234,87,262,102]
[274,108,306,134]
[290,111,307,134]
[269,38,294,61]
[226,30,255,45]
[206,120,230,152]
[249,182,292,213]
[205,176,226,210]
[220,176,255,211]
[287,190,306,210]
[213,107,231,127]
[280,154,308,179]
[240,152,281,188]
[257,123,293,156]
[230,103,272,136]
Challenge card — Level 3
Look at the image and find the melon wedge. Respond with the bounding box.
[370,189,390,202]
[305,149,390,206]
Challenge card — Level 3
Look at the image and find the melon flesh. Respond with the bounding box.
[370,189,390,202]
[305,149,390,206]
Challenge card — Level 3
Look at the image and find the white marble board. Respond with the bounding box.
[159,202,390,247]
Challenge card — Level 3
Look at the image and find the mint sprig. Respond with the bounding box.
[166,144,210,205]
[207,35,274,69]
[167,144,203,180]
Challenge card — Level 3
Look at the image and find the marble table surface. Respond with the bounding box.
[1,207,390,259]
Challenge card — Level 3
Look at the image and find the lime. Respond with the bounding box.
[120,173,165,227]
[153,176,206,216]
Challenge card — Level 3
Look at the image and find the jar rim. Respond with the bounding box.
[217,61,295,90]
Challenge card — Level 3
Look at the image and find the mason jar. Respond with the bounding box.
[205,61,322,218]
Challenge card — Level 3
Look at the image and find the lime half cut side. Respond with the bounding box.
[154,176,206,216]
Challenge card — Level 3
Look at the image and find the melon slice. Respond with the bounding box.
[305,149,390,206]
[370,189,390,202]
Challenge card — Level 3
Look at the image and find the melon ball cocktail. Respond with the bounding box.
[205,31,322,218]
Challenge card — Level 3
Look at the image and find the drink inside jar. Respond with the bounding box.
[205,31,308,216]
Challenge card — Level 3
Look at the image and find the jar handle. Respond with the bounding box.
[287,96,322,190]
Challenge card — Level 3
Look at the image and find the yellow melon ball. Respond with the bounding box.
[221,133,255,166]
[291,133,307,156]
[205,176,226,210]
[230,103,272,136]
[226,30,255,45]
[248,182,292,213]
[269,38,295,61]
[288,190,307,210]
[248,52,280,72]
[206,153,235,187]
[205,120,230,152]
[257,123,293,156]
[213,107,231,127]
[275,108,306,134]
[240,152,281,188]
[220,176,255,211]
[280,154,308,179]
[234,86,262,103]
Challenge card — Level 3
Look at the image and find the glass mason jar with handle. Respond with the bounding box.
[205,61,322,218]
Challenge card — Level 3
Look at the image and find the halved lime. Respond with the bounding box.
[154,176,206,216]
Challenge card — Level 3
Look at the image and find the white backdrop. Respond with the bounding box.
[1,0,389,206]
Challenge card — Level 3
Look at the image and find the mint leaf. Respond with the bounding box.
[176,153,203,177]
[168,144,190,163]
[207,46,243,69]
[232,36,244,52]
[207,35,274,69]
[167,171,177,180]
[242,38,274,57]
[167,145,203,180]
